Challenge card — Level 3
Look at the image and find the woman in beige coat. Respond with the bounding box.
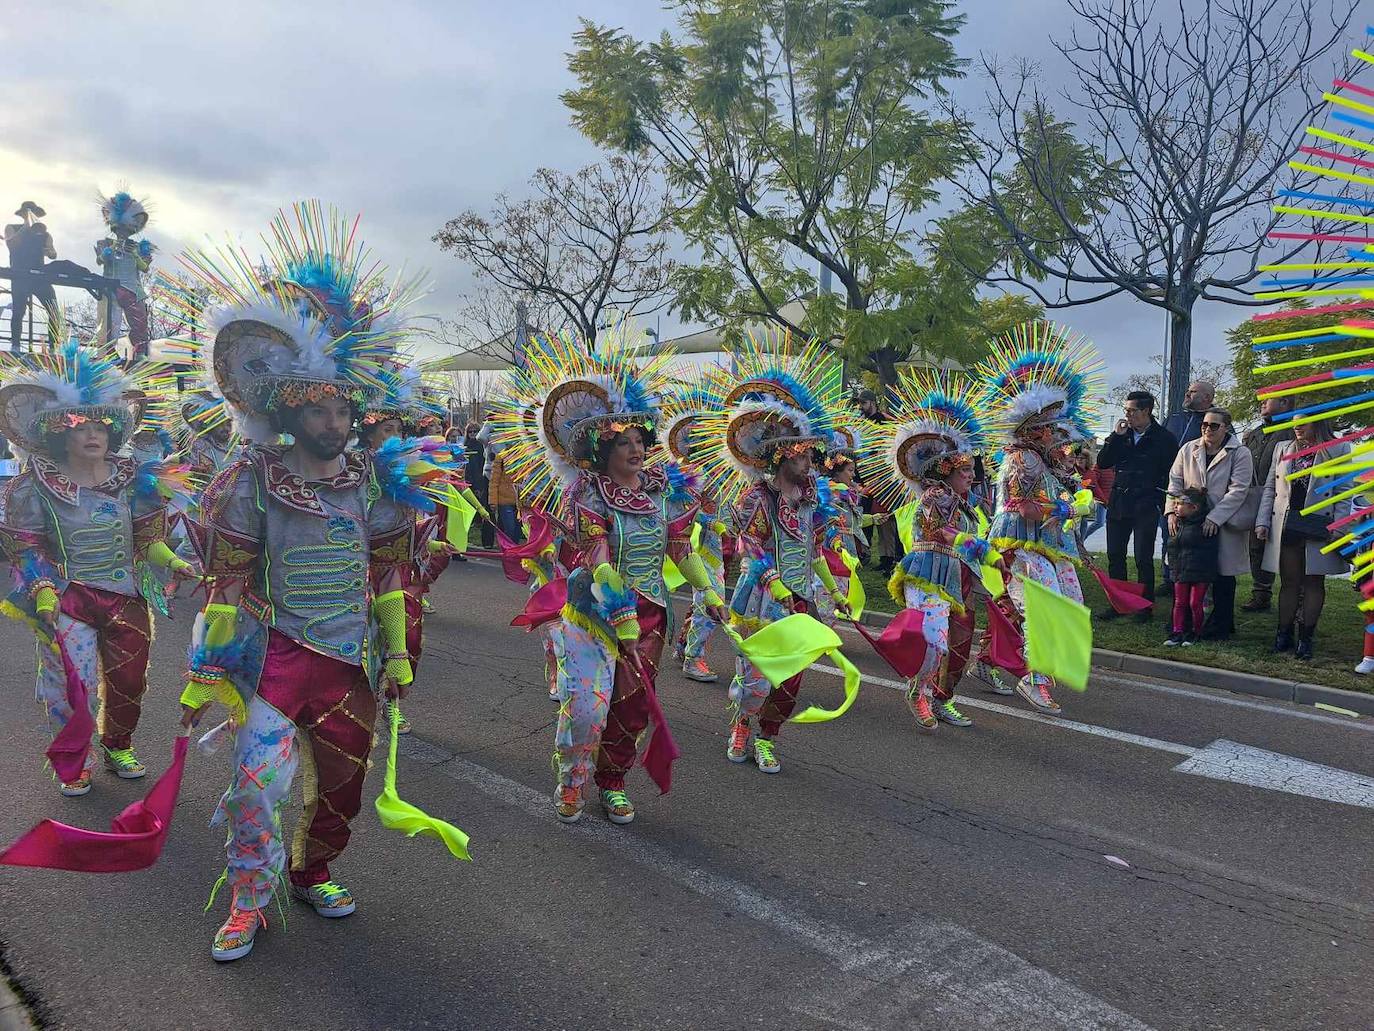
[1256,420,1350,659]
[1166,408,1254,640]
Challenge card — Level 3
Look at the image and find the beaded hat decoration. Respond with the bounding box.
[0,331,148,456]
[172,200,421,443]
[859,370,990,509]
[490,329,674,492]
[693,331,844,498]
[976,321,1103,445]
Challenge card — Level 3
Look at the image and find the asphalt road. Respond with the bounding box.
[0,559,1370,1031]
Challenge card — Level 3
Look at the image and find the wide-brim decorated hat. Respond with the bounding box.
[0,338,146,456]
[976,321,1102,444]
[659,369,728,464]
[859,370,990,508]
[175,201,419,443]
[693,333,842,496]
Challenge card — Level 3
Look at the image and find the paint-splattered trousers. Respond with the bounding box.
[901,580,974,703]
[213,630,376,911]
[728,597,810,739]
[554,599,666,793]
[37,582,151,754]
[682,557,727,660]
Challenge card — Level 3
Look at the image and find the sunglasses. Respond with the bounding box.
[1201,421,1226,430]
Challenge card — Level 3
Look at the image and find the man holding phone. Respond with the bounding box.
[1096,390,1179,620]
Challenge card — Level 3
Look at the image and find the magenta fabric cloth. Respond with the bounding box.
[46,635,95,783]
[851,608,927,679]
[982,599,1030,678]
[1090,566,1154,614]
[496,510,556,585]
[0,736,189,872]
[634,650,680,795]
[510,577,568,630]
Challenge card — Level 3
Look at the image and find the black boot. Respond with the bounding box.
[1273,627,1294,653]
[1295,629,1314,661]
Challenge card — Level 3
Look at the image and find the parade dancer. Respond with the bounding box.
[94,190,155,360]
[661,376,732,683]
[694,335,851,774]
[0,340,194,795]
[977,323,1102,715]
[814,420,884,627]
[506,334,725,824]
[175,203,439,962]
[861,372,995,730]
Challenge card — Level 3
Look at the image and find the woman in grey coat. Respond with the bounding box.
[1256,419,1351,659]
[1166,408,1254,639]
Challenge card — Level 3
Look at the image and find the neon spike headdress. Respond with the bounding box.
[0,323,156,457]
[860,370,990,509]
[976,321,1103,445]
[658,367,728,466]
[361,358,444,434]
[174,200,421,443]
[491,329,674,494]
[1241,32,1374,587]
[99,189,150,235]
[694,332,845,495]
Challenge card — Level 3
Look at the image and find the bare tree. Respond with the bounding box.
[948,0,1359,414]
[433,155,674,347]
[435,287,566,367]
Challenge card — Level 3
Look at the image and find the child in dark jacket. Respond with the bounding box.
[1165,487,1219,646]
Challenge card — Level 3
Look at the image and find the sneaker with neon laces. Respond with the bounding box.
[211,904,266,962]
[388,702,412,736]
[1014,675,1061,715]
[599,788,635,825]
[726,720,751,763]
[59,768,93,797]
[102,746,146,779]
[556,784,584,824]
[292,879,356,918]
[682,657,718,683]
[971,659,1013,695]
[934,699,973,727]
[907,691,937,729]
[752,737,781,773]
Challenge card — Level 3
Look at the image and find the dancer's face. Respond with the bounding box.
[946,464,974,496]
[367,417,404,448]
[605,427,645,480]
[67,421,110,461]
[293,397,353,459]
[779,449,813,483]
[830,460,856,486]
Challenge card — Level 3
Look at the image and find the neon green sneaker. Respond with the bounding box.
[599,788,635,825]
[103,746,147,779]
[292,879,356,918]
[934,699,973,728]
[753,738,780,774]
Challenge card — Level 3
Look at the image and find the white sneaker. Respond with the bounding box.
[1356,657,1374,675]
[971,659,1014,695]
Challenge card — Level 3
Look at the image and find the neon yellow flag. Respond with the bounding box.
[663,555,687,591]
[980,557,1006,599]
[1019,574,1092,692]
[721,613,862,723]
[974,504,990,537]
[442,484,477,552]
[894,501,918,554]
[375,705,472,861]
[839,548,866,619]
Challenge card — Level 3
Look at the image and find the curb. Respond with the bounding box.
[854,605,1374,717]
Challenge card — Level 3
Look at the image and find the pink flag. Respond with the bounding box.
[0,736,189,873]
[631,654,679,795]
[982,599,1030,678]
[510,577,568,630]
[850,608,927,679]
[496,510,556,586]
[46,636,95,784]
[1089,566,1153,615]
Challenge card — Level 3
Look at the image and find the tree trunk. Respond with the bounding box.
[1164,298,1196,418]
[870,346,901,388]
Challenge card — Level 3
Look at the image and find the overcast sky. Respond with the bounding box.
[0,0,1340,408]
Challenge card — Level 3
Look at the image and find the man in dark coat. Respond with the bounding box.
[1240,395,1294,611]
[1096,390,1180,620]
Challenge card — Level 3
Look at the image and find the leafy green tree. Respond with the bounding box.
[565,0,997,384]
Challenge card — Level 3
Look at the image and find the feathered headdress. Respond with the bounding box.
[173,201,421,443]
[490,330,673,490]
[99,189,149,235]
[0,327,153,456]
[658,368,728,465]
[860,370,989,508]
[976,322,1102,444]
[361,358,443,433]
[694,332,844,495]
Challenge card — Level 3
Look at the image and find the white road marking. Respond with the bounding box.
[811,665,1374,810]
[399,736,1153,1031]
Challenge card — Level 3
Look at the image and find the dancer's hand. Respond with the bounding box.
[180,702,210,729]
[384,672,409,701]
